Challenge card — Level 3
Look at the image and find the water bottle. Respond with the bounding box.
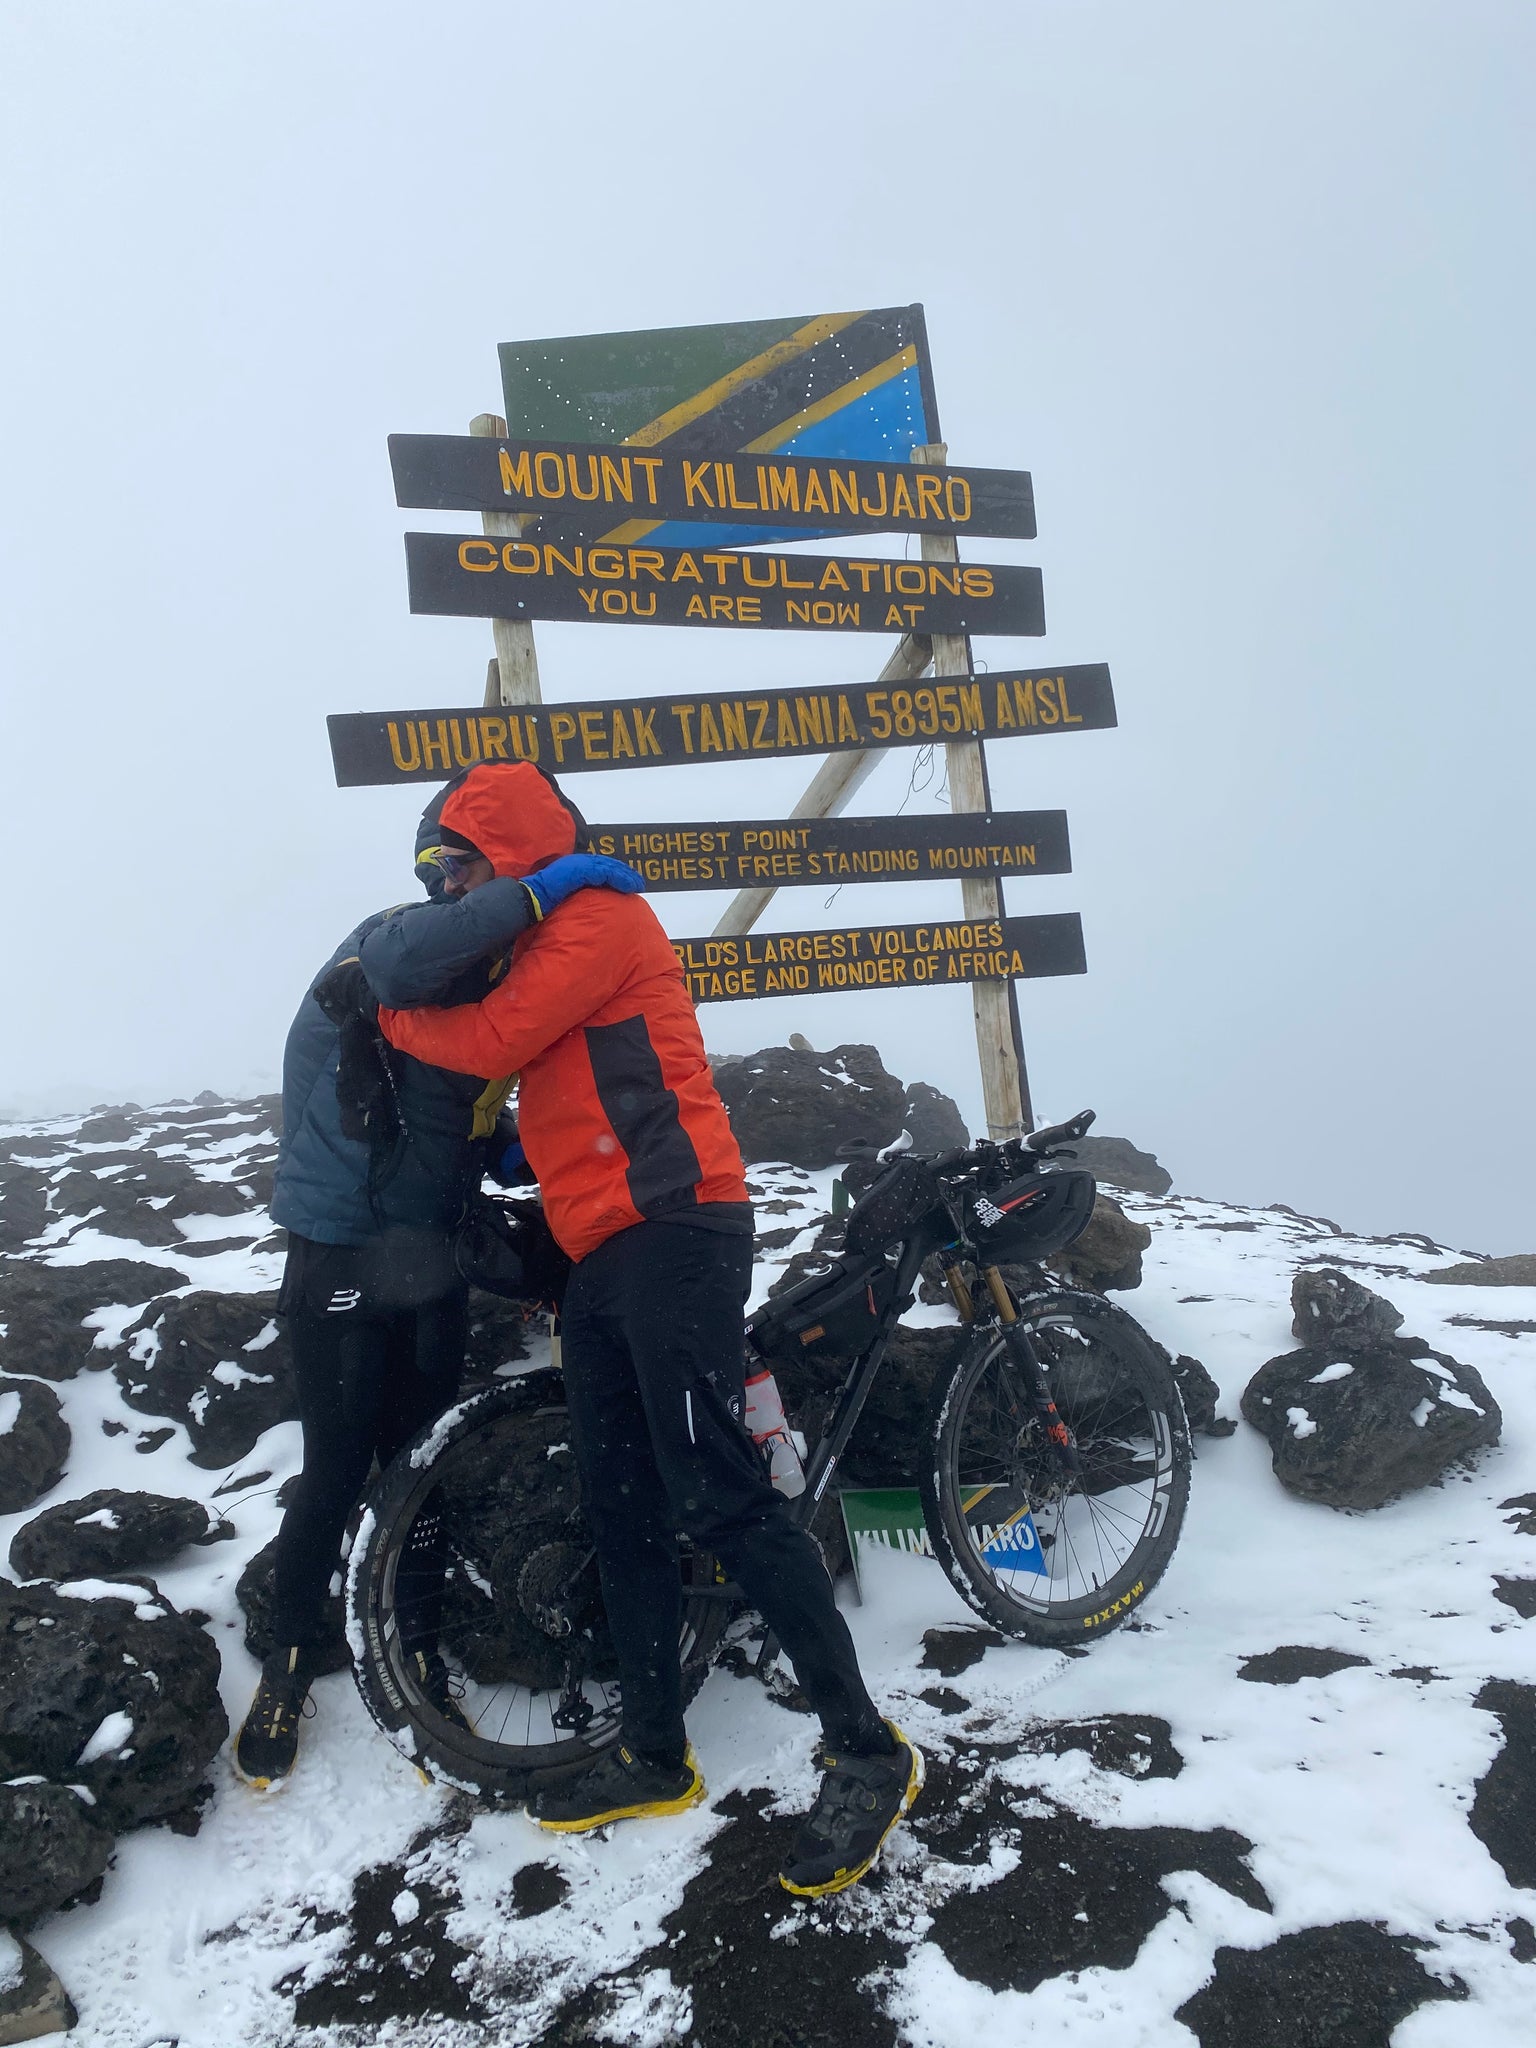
[743,1367,806,1497]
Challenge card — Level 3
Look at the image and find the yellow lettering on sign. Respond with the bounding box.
[387,722,420,773]
[548,712,578,764]
[891,472,916,521]
[498,448,531,497]
[684,595,707,619]
[459,539,500,572]
[682,459,715,509]
[765,464,799,512]
[478,716,508,761]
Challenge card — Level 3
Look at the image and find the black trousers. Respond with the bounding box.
[271,1237,466,1650]
[560,1219,881,1767]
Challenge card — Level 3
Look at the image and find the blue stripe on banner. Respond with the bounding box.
[980,1509,1048,1575]
[639,366,930,550]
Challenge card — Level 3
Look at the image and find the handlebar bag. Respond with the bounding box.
[749,1255,907,1364]
[843,1158,951,1259]
[964,1168,1096,1263]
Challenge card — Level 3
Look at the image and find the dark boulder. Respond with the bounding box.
[0,1932,80,2040]
[0,1260,190,1381]
[1068,1135,1172,1197]
[0,1580,227,1833]
[0,1163,48,1254]
[1470,1679,1536,1890]
[1167,1352,1236,1437]
[901,1082,969,1155]
[0,1378,69,1516]
[236,1535,349,1669]
[1291,1267,1404,1349]
[0,1780,113,1926]
[1420,1253,1536,1287]
[115,1291,294,1468]
[714,1044,907,1169]
[1241,1341,1501,1508]
[1043,1193,1151,1293]
[9,1490,230,1582]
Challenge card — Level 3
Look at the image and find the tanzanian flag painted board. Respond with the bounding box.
[326,666,1116,786]
[498,306,945,549]
[404,531,1043,637]
[670,913,1086,1004]
[585,809,1070,892]
[388,432,1035,541]
[838,1488,934,1600]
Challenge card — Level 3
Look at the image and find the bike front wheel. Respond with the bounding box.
[348,1374,728,1800]
[920,1289,1190,1646]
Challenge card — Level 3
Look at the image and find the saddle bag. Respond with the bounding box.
[748,1255,907,1365]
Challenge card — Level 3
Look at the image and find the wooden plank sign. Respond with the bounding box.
[588,810,1069,891]
[389,433,1036,541]
[671,912,1086,1002]
[404,532,1044,637]
[327,666,1115,786]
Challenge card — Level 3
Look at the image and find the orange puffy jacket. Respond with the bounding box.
[377,762,748,1262]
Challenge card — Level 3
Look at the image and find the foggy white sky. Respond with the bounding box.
[1,1,1532,1252]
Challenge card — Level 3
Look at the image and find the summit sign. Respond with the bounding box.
[404,532,1045,637]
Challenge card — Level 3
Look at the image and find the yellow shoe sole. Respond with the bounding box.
[779,1724,924,1898]
[534,1757,707,1835]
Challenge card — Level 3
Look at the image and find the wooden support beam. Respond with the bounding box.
[709,632,933,938]
[469,412,541,707]
[915,442,1029,1141]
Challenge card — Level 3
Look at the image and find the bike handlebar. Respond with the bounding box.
[834,1110,1097,1187]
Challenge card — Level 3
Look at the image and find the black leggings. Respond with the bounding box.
[271,1239,466,1650]
[560,1219,882,1767]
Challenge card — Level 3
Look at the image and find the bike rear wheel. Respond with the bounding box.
[921,1289,1190,1646]
[348,1374,728,1800]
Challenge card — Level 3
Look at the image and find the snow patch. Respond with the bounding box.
[1285,1406,1318,1438]
[76,1711,135,1765]
[0,1391,20,1437]
[1309,1362,1355,1384]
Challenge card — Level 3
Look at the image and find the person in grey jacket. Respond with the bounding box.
[236,783,641,1787]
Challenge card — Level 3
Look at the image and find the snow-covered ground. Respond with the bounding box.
[2,1104,1533,2046]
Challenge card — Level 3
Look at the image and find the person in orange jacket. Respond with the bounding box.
[377,760,920,1896]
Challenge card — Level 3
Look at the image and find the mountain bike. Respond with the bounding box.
[347,1110,1191,1799]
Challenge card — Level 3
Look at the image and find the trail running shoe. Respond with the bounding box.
[414,1649,477,1737]
[779,1722,923,1897]
[529,1743,706,1834]
[234,1646,317,1789]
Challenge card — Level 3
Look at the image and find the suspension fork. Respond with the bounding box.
[979,1266,1083,1478]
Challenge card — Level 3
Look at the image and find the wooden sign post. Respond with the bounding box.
[336,305,1117,1150]
[918,441,1030,1138]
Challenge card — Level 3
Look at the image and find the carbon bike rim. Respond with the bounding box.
[946,1314,1178,1620]
[366,1403,715,1777]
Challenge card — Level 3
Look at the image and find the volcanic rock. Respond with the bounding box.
[0,1261,190,1381]
[1175,1921,1466,2045]
[115,1291,294,1468]
[9,1490,230,1582]
[1043,1192,1151,1293]
[0,1579,227,1833]
[0,1780,112,1926]
[1420,1253,1536,1287]
[1167,1351,1236,1437]
[715,1042,923,1169]
[1470,1679,1536,1890]
[1068,1134,1172,1196]
[0,1932,79,2043]
[1241,1341,1501,1508]
[236,1535,349,1669]
[1290,1267,1404,1349]
[0,1378,69,1516]
[900,1081,969,1154]
[0,1164,48,1255]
